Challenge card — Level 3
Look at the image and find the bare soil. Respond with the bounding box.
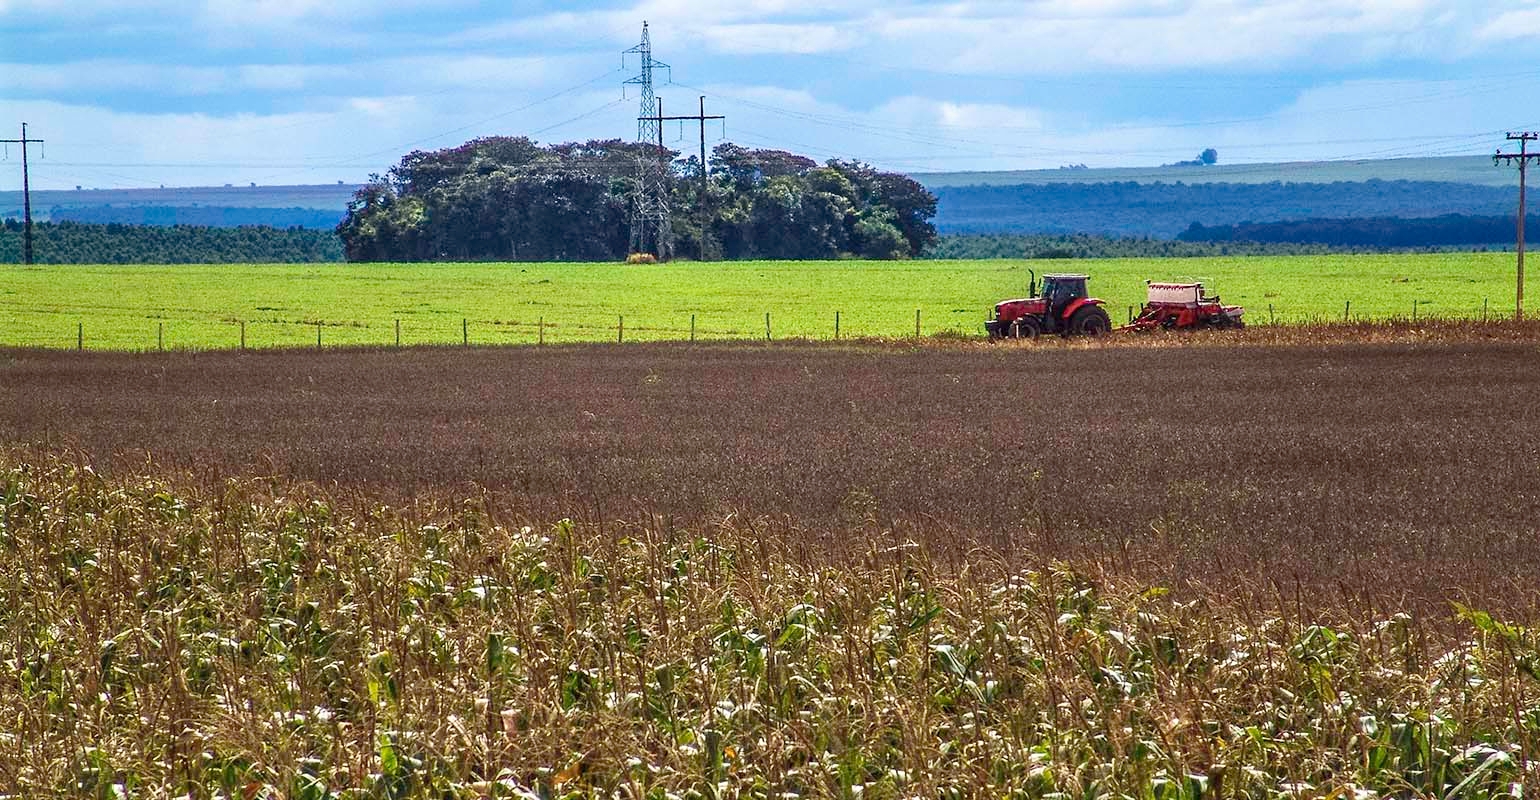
[5,330,1539,608]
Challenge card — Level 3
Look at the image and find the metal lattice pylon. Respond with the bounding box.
[624,21,673,259]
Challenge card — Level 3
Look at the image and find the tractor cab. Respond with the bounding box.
[1041,274,1089,318]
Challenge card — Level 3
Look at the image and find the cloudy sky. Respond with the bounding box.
[2,0,1539,189]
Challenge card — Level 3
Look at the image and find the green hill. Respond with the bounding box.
[913,155,1511,188]
[0,183,361,224]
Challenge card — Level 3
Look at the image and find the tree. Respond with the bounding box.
[854,211,908,259]
[1200,148,1218,166]
[336,137,939,263]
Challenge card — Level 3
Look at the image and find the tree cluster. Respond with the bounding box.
[1163,148,1219,167]
[336,137,938,262]
[0,219,343,264]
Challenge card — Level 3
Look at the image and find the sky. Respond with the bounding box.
[2,0,1540,190]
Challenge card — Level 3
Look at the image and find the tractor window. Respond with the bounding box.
[1046,280,1080,312]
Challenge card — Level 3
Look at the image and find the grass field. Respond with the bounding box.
[0,253,1529,350]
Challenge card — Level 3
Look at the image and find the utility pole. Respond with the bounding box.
[1496,131,1538,321]
[2,123,44,265]
[623,21,674,259]
[649,96,723,260]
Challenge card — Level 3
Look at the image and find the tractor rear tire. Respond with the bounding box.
[1010,318,1041,339]
[1069,306,1111,336]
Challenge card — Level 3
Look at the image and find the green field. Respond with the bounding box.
[0,254,1527,350]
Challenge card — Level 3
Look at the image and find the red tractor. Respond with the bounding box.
[1121,281,1245,331]
[985,271,1112,339]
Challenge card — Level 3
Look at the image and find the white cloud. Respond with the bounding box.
[0,84,645,190]
[446,0,1535,71]
[699,23,855,54]
[871,0,1479,73]
[0,61,229,95]
[0,55,579,100]
[935,101,1043,132]
[1475,4,1540,40]
[5,0,1540,191]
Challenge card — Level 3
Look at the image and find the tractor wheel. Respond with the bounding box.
[1010,318,1042,339]
[1069,306,1112,336]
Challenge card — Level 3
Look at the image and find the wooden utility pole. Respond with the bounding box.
[2,123,44,265]
[1496,131,1539,321]
[647,97,723,260]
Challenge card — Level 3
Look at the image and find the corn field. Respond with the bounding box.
[1,454,1537,798]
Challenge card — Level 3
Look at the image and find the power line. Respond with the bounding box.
[1496,132,1539,321]
[650,96,724,260]
[1,123,44,264]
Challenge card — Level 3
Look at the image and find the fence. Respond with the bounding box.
[9,298,1529,351]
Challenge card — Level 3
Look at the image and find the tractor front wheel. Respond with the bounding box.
[1010,317,1042,339]
[1069,306,1112,336]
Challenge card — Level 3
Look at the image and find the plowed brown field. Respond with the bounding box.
[4,326,1539,607]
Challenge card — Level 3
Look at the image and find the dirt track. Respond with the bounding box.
[4,335,1539,603]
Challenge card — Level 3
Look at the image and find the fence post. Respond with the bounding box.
[689,314,695,342]
[915,308,921,337]
[1412,299,1418,322]
[463,318,468,346]
[395,319,401,347]
[765,312,772,341]
[618,315,624,344]
[240,321,246,351]
[77,322,83,351]
[1269,304,1274,325]
[1343,301,1350,322]
[835,310,840,340]
[316,322,322,350]
[538,316,544,346]
[158,322,163,352]
[1483,297,1489,322]
[1127,305,1133,324]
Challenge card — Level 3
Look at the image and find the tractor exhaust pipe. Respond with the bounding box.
[1028,268,1037,297]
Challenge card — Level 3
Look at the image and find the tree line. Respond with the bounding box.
[0,220,343,264]
[49,204,344,229]
[1177,214,1537,247]
[335,137,938,262]
[931,180,1516,238]
[927,232,1515,260]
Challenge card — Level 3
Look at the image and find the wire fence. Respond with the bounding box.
[3,298,1528,351]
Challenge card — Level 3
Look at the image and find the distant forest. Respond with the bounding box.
[1177,214,1537,247]
[337,137,938,262]
[48,205,344,229]
[927,232,1514,260]
[932,180,1517,238]
[0,220,343,264]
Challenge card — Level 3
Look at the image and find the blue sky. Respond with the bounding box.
[2,0,1540,189]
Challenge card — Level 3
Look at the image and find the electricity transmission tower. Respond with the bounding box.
[2,123,44,265]
[1496,131,1539,321]
[623,21,674,258]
